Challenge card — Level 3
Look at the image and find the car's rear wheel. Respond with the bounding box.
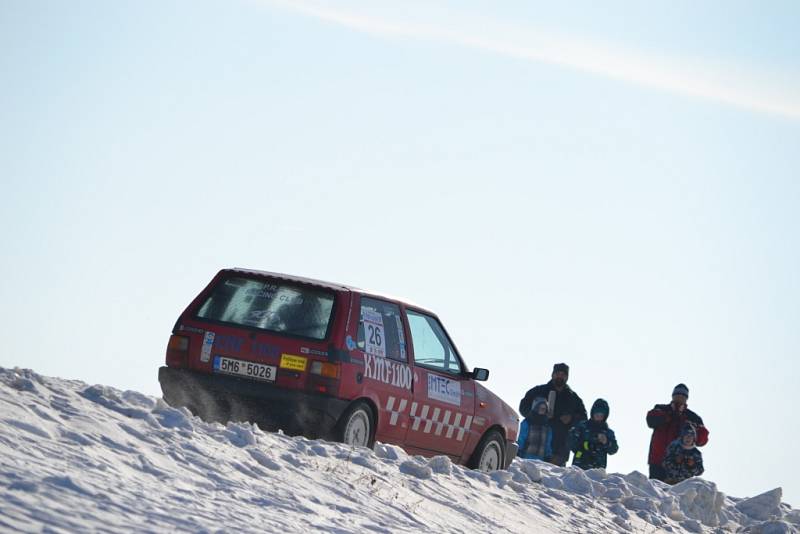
[334,401,375,449]
[470,430,505,472]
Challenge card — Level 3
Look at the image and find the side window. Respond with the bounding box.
[406,310,462,374]
[357,297,407,362]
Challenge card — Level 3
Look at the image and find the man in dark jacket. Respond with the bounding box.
[646,383,709,481]
[519,363,587,466]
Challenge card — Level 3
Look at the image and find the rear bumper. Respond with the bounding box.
[158,366,349,438]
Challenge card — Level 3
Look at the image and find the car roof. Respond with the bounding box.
[226,267,358,291]
[224,267,429,312]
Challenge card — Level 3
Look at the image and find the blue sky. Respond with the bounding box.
[2,0,799,506]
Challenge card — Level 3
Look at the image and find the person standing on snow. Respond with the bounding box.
[516,397,553,461]
[519,363,587,466]
[662,423,705,484]
[646,383,709,482]
[567,398,619,470]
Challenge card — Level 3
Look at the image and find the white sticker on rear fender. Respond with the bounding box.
[200,331,215,362]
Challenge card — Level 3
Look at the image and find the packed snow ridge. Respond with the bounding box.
[1,367,797,534]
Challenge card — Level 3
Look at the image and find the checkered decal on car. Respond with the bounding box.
[384,396,473,441]
[384,395,408,426]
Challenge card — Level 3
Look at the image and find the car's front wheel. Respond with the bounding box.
[334,401,375,448]
[470,430,505,472]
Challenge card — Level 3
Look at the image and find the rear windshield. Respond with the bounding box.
[195,276,335,340]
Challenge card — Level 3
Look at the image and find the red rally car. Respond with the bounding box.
[158,268,519,470]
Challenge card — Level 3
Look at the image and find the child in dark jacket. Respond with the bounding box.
[662,423,704,484]
[568,398,619,470]
[516,397,553,461]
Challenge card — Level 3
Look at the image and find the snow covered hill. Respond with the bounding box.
[1,367,797,533]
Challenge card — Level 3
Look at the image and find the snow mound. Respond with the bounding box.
[0,367,796,533]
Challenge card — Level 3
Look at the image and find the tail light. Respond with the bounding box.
[310,361,340,378]
[308,361,340,394]
[166,334,190,367]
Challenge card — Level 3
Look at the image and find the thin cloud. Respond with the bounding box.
[264,0,800,120]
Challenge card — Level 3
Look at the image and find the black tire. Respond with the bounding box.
[469,430,505,472]
[333,400,376,449]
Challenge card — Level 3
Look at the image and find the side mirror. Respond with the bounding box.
[472,368,489,381]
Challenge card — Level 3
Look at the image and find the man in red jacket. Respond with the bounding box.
[646,383,709,482]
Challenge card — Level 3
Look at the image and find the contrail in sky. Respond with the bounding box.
[264,0,800,121]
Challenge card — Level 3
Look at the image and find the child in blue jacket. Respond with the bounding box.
[568,398,619,469]
[517,397,553,461]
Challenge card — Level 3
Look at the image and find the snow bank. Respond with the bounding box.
[1,367,797,533]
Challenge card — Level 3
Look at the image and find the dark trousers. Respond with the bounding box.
[649,464,667,481]
[550,428,570,467]
[550,441,571,467]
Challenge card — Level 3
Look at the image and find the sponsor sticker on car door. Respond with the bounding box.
[427,374,461,406]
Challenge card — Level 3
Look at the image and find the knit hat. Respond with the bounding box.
[552,363,569,376]
[591,398,610,420]
[672,383,689,398]
[681,423,697,438]
[532,397,549,414]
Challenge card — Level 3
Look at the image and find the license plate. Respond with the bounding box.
[213,356,276,382]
